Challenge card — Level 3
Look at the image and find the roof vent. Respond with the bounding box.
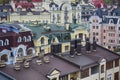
[43,56,50,63]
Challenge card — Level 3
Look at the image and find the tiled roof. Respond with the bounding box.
[32,0,42,2]
[15,2,34,9]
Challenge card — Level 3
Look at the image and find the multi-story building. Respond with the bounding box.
[89,6,120,51]
[9,0,95,24]
[0,23,35,64]
[26,22,88,55]
[0,4,13,22]
[0,37,119,80]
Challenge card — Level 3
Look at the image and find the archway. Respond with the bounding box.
[1,54,8,62]
[17,48,24,57]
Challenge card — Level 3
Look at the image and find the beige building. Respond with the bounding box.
[9,10,51,23]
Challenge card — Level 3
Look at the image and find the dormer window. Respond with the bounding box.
[109,19,114,24]
[23,36,27,42]
[4,39,9,46]
[18,37,22,43]
[0,40,3,46]
[41,37,45,44]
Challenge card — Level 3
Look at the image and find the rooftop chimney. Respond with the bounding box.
[86,38,91,53]
[93,37,96,51]
[76,38,81,55]
[70,40,75,57]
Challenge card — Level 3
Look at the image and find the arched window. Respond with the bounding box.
[4,39,9,46]
[28,36,31,42]
[41,37,45,44]
[0,40,3,46]
[23,36,27,42]
[109,19,114,24]
[18,37,22,43]
[1,54,8,62]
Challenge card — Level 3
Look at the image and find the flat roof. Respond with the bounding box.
[55,45,120,70]
[0,55,79,80]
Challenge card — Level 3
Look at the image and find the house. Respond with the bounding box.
[89,6,120,51]
[0,23,35,64]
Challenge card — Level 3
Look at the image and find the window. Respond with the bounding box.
[41,37,45,44]
[96,38,99,42]
[96,26,99,29]
[28,36,31,42]
[106,61,113,70]
[4,39,9,46]
[52,78,57,80]
[0,40,3,46]
[104,30,105,33]
[65,46,69,51]
[91,65,99,74]
[108,46,111,49]
[18,37,22,43]
[104,42,105,45]
[104,36,106,39]
[118,27,120,30]
[114,72,119,80]
[23,36,27,42]
[93,32,95,36]
[59,75,68,80]
[109,19,114,23]
[93,26,95,29]
[115,59,119,67]
[101,78,104,80]
[96,32,98,35]
[101,65,104,73]
[81,68,89,78]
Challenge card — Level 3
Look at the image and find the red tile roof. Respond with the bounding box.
[15,2,34,9]
[32,0,42,2]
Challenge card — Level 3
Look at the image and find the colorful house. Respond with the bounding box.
[0,23,35,64]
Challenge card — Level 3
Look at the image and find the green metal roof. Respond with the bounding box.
[25,24,67,40]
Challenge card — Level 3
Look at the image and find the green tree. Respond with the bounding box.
[28,0,32,2]
[0,0,10,5]
[103,0,113,4]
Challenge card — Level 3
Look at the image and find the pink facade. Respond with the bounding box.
[90,16,119,51]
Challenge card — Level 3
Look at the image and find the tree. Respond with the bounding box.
[0,0,10,5]
[28,0,32,2]
[103,0,113,4]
